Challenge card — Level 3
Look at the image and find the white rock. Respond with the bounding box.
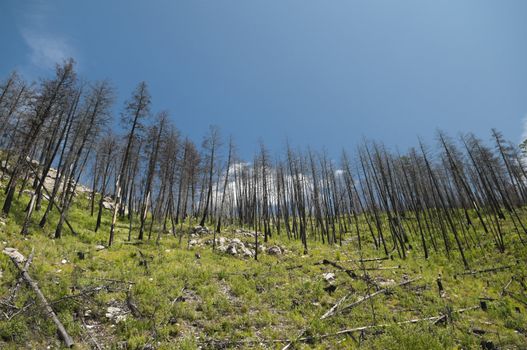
[322,272,336,282]
[61,259,68,264]
[95,245,106,251]
[241,246,254,257]
[106,306,127,323]
[2,247,26,264]
[226,244,238,255]
[378,279,396,287]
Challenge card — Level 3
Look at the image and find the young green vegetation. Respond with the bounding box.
[0,187,526,349]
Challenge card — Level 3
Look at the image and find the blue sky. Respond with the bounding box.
[1,0,527,159]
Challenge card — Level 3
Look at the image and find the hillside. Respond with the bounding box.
[0,187,526,349]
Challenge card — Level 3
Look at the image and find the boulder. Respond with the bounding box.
[2,247,26,264]
[226,244,238,256]
[105,306,127,323]
[192,225,210,235]
[267,246,282,255]
[240,246,254,258]
[322,272,336,282]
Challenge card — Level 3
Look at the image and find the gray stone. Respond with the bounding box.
[2,247,26,264]
[226,244,238,255]
[192,225,210,235]
[241,246,254,257]
[267,246,282,255]
[322,272,335,282]
[105,306,127,323]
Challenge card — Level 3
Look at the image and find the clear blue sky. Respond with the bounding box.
[1,0,527,159]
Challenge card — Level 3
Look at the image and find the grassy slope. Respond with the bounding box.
[0,186,526,349]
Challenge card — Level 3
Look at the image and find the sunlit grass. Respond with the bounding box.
[0,183,526,349]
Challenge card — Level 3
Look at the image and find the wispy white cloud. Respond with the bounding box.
[21,30,74,70]
[17,0,77,74]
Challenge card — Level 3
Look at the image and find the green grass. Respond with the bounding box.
[0,184,526,349]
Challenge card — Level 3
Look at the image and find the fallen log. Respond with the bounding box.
[501,278,513,297]
[298,305,480,343]
[320,291,352,320]
[316,259,356,278]
[342,257,389,263]
[3,247,74,348]
[283,277,422,349]
[334,276,422,317]
[6,248,34,305]
[214,305,481,347]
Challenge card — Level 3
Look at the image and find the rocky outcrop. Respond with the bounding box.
[188,236,285,258]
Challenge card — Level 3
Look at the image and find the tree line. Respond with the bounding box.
[1,60,526,267]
